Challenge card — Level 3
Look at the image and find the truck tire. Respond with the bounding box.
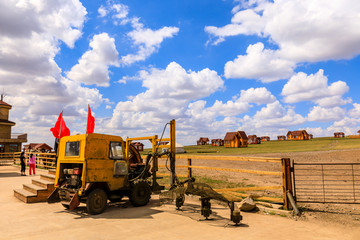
[86,188,107,215]
[129,180,151,207]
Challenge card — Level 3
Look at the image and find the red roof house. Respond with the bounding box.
[197,137,209,145]
[224,131,248,148]
[277,135,286,141]
[248,135,261,144]
[287,130,309,140]
[261,136,270,142]
[211,139,224,146]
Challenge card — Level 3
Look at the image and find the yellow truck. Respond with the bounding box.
[48,120,176,215]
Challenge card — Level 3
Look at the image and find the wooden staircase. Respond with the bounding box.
[14,169,56,203]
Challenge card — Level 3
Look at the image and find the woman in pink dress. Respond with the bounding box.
[28,153,36,175]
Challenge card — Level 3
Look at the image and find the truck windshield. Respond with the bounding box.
[65,141,80,156]
[109,142,123,159]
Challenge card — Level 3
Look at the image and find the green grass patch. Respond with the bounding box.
[181,137,360,155]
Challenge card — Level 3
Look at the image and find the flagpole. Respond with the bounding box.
[59,110,63,139]
[86,105,89,134]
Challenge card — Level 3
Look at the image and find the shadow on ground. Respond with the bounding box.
[54,199,163,220]
[162,203,249,228]
[0,172,21,178]
[53,198,249,228]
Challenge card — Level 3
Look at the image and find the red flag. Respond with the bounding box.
[87,105,95,134]
[50,111,70,139]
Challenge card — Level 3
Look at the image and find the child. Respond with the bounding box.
[28,153,36,175]
[20,151,26,176]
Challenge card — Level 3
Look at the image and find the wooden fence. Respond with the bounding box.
[0,152,56,169]
[156,155,292,208]
[1,152,292,207]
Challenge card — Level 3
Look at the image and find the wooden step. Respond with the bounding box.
[48,169,56,176]
[23,183,51,201]
[23,183,46,194]
[32,179,55,191]
[40,173,55,182]
[13,189,37,203]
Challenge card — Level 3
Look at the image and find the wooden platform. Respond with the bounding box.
[13,169,56,203]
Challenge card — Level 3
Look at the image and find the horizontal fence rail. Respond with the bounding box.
[158,155,286,204]
[1,152,56,169]
[293,163,360,204]
[2,152,287,204]
[157,154,282,163]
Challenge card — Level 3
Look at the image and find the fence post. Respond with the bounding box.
[282,158,292,210]
[188,158,192,178]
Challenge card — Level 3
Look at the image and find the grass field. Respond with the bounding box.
[181,137,360,155]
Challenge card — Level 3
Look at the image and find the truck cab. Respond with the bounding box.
[54,133,152,214]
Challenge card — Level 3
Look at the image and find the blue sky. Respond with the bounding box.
[1,0,360,146]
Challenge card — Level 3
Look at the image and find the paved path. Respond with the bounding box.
[0,165,359,240]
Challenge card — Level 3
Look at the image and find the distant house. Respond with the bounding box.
[131,142,144,151]
[211,139,224,146]
[277,135,286,141]
[349,131,360,139]
[334,132,345,138]
[197,137,209,145]
[224,131,248,148]
[248,135,261,144]
[309,134,313,139]
[287,130,309,140]
[24,143,52,153]
[261,136,270,142]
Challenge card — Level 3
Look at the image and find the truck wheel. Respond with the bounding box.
[129,180,151,207]
[86,189,107,215]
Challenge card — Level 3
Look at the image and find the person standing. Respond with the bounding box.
[20,151,26,176]
[28,153,36,175]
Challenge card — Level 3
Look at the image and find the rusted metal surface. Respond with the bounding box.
[69,192,80,210]
[292,162,360,204]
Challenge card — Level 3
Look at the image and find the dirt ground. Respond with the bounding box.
[256,149,360,228]
[161,149,360,228]
[1,150,360,240]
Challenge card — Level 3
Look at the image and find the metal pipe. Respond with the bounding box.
[286,191,300,216]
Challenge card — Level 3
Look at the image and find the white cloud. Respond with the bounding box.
[98,5,107,17]
[224,42,295,82]
[251,101,306,128]
[327,117,360,136]
[140,62,223,100]
[314,96,352,108]
[112,4,129,20]
[239,87,276,105]
[107,62,224,129]
[205,8,265,45]
[0,1,107,145]
[121,26,179,65]
[201,87,276,116]
[206,100,251,117]
[349,103,360,118]
[281,69,349,106]
[97,2,178,65]
[67,33,119,87]
[98,3,129,24]
[206,0,360,62]
[307,106,346,122]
